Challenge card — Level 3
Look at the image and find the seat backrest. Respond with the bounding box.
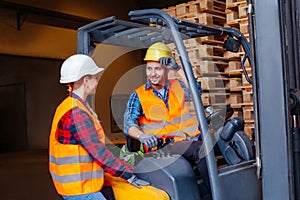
[216,118,255,165]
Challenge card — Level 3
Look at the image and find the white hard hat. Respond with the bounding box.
[60,54,104,83]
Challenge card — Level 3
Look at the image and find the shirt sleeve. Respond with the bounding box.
[70,107,134,180]
[123,91,142,136]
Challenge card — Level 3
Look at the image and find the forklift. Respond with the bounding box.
[76,0,300,199]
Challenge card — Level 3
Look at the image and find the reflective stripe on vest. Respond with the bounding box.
[136,79,200,141]
[49,96,104,195]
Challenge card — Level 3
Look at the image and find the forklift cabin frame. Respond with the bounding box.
[77,8,262,200]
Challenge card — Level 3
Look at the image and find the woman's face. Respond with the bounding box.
[86,73,100,95]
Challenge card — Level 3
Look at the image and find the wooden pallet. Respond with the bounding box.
[199,77,230,90]
[183,37,203,48]
[225,60,241,73]
[201,92,230,106]
[198,0,226,16]
[238,2,248,18]
[244,121,255,139]
[243,106,254,121]
[187,44,227,60]
[230,80,252,92]
[226,2,247,19]
[229,77,242,88]
[223,50,244,60]
[203,44,226,57]
[183,36,225,50]
[186,13,226,26]
[229,93,243,104]
[201,92,241,106]
[230,85,252,92]
[239,19,249,34]
[230,95,253,107]
[226,10,239,23]
[175,2,197,18]
[242,71,252,86]
[174,0,226,18]
[232,109,243,118]
[228,66,251,76]
[226,18,249,36]
[193,60,228,74]
[200,35,226,45]
[163,6,176,17]
[242,90,253,103]
[226,0,247,9]
[226,17,248,27]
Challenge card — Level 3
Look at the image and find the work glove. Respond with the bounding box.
[127,174,150,188]
[159,56,181,71]
[138,133,158,149]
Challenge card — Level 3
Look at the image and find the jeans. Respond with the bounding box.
[62,192,106,200]
[170,140,210,189]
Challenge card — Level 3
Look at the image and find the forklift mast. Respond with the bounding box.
[253,0,300,199]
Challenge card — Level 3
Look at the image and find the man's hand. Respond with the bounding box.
[159,56,181,71]
[138,133,158,149]
[127,174,150,188]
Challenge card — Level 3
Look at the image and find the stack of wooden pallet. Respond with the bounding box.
[226,0,249,38]
[224,0,254,138]
[163,0,254,138]
[164,0,234,108]
[164,0,227,45]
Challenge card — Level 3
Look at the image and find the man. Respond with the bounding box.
[123,42,210,189]
[49,54,169,200]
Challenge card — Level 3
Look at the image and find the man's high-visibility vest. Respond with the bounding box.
[49,96,104,196]
[136,79,200,141]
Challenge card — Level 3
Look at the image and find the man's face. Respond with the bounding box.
[146,61,167,88]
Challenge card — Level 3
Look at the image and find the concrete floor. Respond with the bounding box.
[0,150,62,200]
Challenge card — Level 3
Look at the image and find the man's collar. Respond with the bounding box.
[144,80,170,90]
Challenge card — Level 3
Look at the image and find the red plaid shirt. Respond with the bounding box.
[56,93,133,180]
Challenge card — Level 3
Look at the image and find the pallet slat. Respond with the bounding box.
[201,92,230,106]
[199,77,230,90]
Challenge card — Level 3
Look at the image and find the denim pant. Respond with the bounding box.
[62,192,106,200]
[170,140,210,189]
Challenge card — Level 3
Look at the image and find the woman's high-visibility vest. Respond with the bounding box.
[49,96,104,196]
[136,79,200,141]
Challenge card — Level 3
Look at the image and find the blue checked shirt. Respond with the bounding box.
[123,79,202,135]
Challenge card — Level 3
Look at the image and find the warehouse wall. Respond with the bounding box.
[0,51,143,150]
[92,45,145,144]
[0,55,65,149]
[0,0,138,59]
[0,1,144,149]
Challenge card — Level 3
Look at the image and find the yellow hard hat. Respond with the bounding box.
[144,42,172,61]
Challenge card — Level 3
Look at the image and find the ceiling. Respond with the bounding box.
[0,0,190,30]
[135,0,189,9]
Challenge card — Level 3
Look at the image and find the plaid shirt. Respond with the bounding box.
[57,93,133,180]
[123,79,202,135]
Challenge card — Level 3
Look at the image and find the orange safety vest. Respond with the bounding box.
[136,79,200,141]
[49,96,104,196]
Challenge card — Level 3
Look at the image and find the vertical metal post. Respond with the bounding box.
[293,125,300,200]
[129,9,224,200]
[254,0,294,199]
[246,0,262,179]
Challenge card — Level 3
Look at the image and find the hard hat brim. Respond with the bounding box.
[60,67,104,83]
